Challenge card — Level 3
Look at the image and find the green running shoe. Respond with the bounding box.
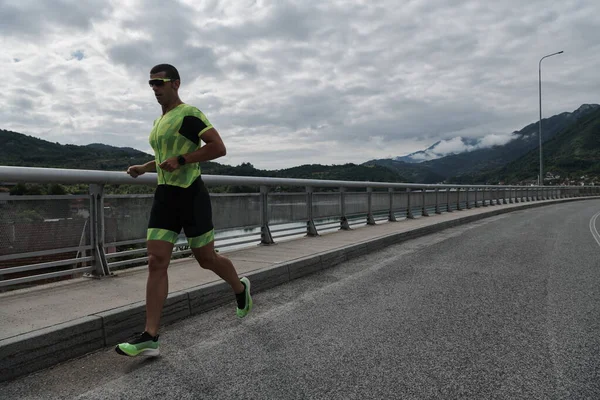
[115,332,160,357]
[236,277,253,318]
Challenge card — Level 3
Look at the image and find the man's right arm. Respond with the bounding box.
[141,160,157,172]
[127,160,156,178]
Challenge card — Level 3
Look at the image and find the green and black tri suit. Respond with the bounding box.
[147,103,215,248]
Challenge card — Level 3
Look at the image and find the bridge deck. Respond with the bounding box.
[0,197,591,381]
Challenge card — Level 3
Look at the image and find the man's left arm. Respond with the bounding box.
[158,128,226,172]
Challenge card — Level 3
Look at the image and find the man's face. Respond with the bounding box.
[149,71,179,105]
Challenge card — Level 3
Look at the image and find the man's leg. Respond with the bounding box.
[186,178,252,316]
[115,238,174,357]
[192,240,244,294]
[145,240,174,336]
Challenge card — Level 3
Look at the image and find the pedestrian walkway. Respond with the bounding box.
[0,197,595,382]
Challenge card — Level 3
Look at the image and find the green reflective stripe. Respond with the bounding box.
[147,228,179,243]
[187,229,214,248]
[199,126,212,135]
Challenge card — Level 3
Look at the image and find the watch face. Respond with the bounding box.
[178,155,185,165]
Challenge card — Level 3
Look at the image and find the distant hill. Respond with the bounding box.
[393,138,478,163]
[392,141,443,164]
[365,104,600,182]
[0,130,409,186]
[353,159,446,184]
[451,106,600,184]
[0,130,154,170]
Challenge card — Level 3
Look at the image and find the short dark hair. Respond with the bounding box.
[150,64,180,81]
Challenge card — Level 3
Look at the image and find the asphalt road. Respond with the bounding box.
[2,201,600,399]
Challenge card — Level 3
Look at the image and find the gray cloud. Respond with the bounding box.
[0,0,111,36]
[1,0,599,169]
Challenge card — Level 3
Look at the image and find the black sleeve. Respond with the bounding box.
[178,116,208,145]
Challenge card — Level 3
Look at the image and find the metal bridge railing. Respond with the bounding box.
[0,166,596,291]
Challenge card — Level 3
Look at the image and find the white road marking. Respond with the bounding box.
[588,210,600,248]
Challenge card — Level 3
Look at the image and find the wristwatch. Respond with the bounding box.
[177,155,186,166]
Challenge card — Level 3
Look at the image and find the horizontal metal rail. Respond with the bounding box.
[105,248,147,259]
[0,256,93,275]
[0,246,93,262]
[0,266,94,288]
[104,239,147,248]
[107,257,150,269]
[0,165,584,190]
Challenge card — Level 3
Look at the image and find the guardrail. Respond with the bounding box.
[0,165,596,291]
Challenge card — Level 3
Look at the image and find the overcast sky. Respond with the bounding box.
[1,0,599,170]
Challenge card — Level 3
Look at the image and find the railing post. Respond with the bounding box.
[482,188,488,207]
[422,188,430,216]
[388,188,397,221]
[88,184,110,277]
[407,188,415,219]
[456,187,463,210]
[509,188,514,204]
[475,188,480,207]
[260,185,274,244]
[340,187,350,230]
[446,188,452,212]
[489,188,496,206]
[306,186,318,237]
[503,187,508,204]
[367,187,376,225]
[435,188,441,214]
[466,187,472,209]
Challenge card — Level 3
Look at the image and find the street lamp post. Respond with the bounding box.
[538,50,563,186]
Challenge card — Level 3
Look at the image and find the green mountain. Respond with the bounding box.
[365,104,600,182]
[0,130,154,170]
[453,106,600,184]
[353,159,445,184]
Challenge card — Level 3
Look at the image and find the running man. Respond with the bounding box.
[116,64,252,357]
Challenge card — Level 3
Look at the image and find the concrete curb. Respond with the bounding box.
[0,196,596,382]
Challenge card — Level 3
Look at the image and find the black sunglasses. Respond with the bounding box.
[148,78,175,87]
